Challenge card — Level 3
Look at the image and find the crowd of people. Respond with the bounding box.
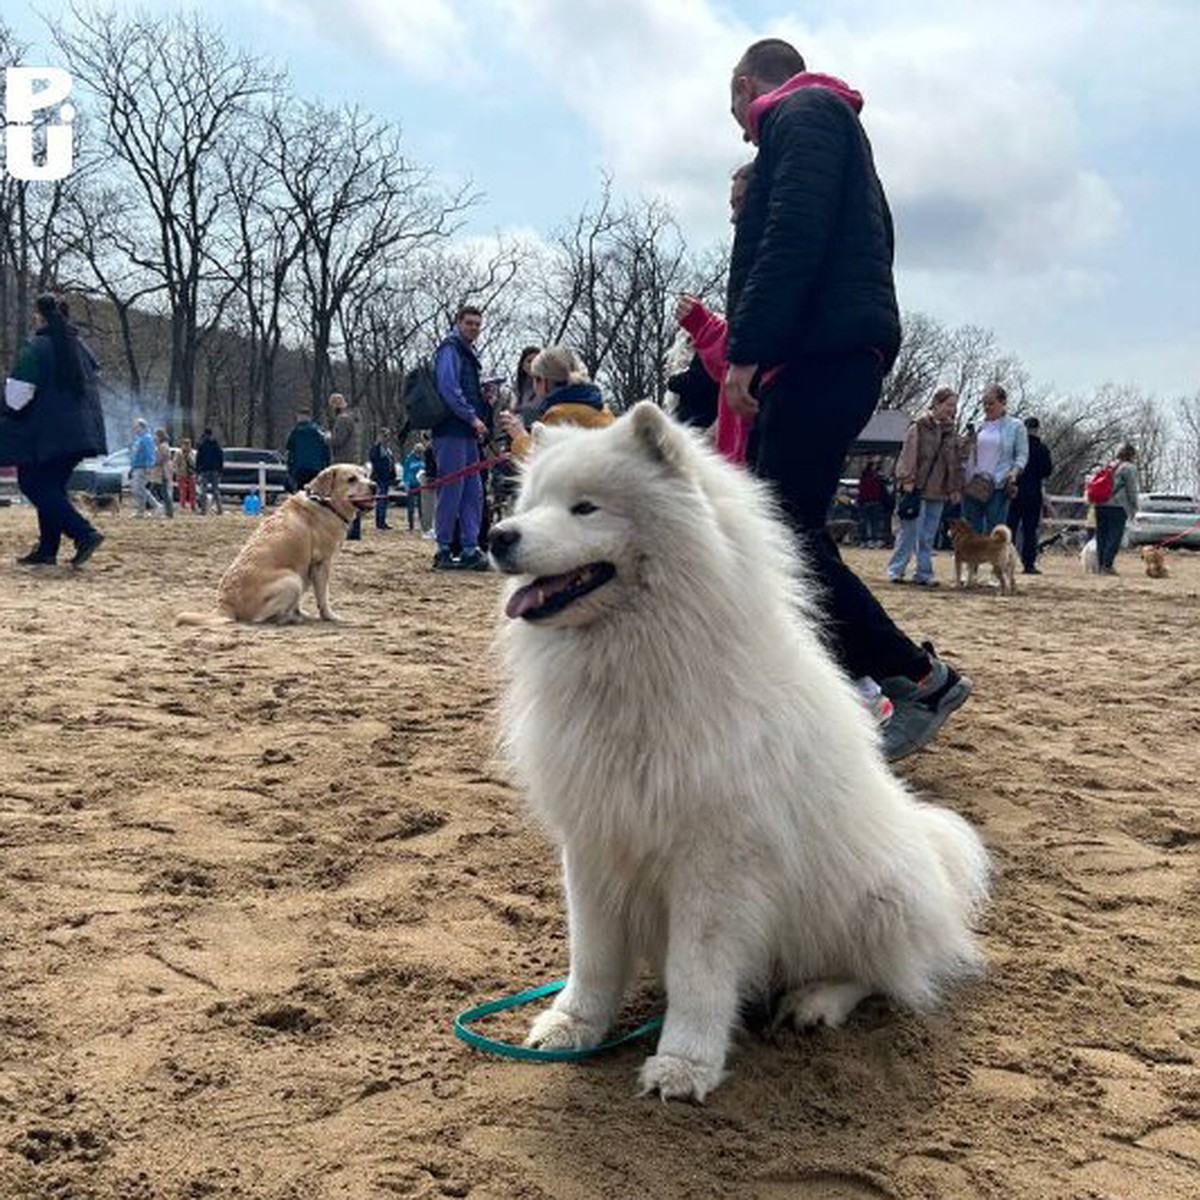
[0,35,1151,761]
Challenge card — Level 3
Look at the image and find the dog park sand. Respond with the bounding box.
[0,505,1197,1200]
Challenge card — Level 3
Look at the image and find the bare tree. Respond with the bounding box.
[540,179,690,410]
[1175,392,1200,496]
[881,311,950,413]
[55,6,279,433]
[0,23,81,363]
[263,99,475,422]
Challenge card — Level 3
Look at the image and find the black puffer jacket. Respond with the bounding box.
[726,87,901,372]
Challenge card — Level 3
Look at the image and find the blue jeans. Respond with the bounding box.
[888,498,945,582]
[962,487,1009,533]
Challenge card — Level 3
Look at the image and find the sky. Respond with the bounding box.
[5,0,1200,401]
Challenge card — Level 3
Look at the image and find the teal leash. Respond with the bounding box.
[454,979,663,1063]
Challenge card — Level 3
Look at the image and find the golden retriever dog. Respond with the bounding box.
[1141,545,1169,578]
[947,518,1019,594]
[176,464,374,627]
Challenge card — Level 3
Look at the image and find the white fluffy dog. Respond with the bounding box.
[490,403,990,1102]
[1081,537,1100,574]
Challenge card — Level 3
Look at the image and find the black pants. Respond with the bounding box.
[18,455,97,558]
[752,351,928,682]
[1095,505,1127,569]
[1007,496,1042,569]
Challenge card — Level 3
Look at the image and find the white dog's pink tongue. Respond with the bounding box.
[506,573,570,619]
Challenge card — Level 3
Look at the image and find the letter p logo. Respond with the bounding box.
[5,67,76,182]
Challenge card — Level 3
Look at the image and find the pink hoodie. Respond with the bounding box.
[745,71,864,145]
[679,302,780,467]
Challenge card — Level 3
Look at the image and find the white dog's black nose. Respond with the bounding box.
[489,526,521,561]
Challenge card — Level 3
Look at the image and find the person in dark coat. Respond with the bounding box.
[367,430,397,530]
[195,428,224,515]
[1007,416,1053,574]
[285,411,331,491]
[723,37,970,761]
[0,293,106,566]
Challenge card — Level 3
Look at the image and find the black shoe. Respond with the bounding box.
[431,548,457,570]
[71,531,105,568]
[16,547,56,566]
[1022,565,1041,575]
[459,550,491,572]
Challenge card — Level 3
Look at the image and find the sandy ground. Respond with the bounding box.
[0,502,1197,1200]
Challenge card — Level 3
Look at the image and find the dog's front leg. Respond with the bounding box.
[311,560,341,621]
[639,885,746,1103]
[526,846,630,1052]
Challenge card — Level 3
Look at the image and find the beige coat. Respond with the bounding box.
[894,413,964,501]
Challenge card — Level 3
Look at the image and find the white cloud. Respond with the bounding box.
[261,0,474,80]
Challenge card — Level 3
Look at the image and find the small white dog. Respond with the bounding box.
[1081,537,1100,574]
[490,404,990,1102]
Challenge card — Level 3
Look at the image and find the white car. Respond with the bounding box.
[1127,493,1200,549]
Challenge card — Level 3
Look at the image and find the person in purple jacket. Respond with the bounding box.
[430,305,490,571]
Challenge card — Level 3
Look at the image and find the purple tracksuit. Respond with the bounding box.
[433,334,484,550]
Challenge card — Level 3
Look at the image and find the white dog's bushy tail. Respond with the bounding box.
[916,803,991,926]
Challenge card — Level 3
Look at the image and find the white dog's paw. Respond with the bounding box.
[525,1007,604,1052]
[773,980,871,1032]
[638,1054,725,1104]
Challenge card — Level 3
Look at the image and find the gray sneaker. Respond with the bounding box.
[880,654,972,762]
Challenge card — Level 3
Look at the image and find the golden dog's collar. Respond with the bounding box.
[303,490,350,525]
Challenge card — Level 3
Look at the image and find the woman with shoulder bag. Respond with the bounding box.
[1,294,107,567]
[962,384,1028,532]
[888,387,963,586]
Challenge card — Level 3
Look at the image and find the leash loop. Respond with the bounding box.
[454,979,663,1062]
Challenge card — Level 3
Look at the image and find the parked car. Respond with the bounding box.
[69,448,130,496]
[218,447,289,505]
[1127,493,1200,549]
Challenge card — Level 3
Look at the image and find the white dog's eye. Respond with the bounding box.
[570,500,598,516]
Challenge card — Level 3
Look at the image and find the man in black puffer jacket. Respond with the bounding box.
[725,37,971,762]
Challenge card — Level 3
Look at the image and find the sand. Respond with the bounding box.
[0,504,1197,1200]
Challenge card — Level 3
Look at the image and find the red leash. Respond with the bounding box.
[415,450,511,493]
[1155,516,1200,549]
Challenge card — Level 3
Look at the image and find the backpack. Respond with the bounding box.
[402,363,449,430]
[1084,462,1116,505]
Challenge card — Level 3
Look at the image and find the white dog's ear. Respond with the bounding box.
[628,400,686,471]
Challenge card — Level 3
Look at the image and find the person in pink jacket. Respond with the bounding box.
[672,164,759,466]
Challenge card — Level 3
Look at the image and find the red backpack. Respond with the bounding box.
[1084,461,1116,505]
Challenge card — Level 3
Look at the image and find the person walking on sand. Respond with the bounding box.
[430,306,491,571]
[327,392,364,541]
[196,428,224,515]
[888,387,963,586]
[722,36,970,761]
[1095,443,1139,575]
[129,418,160,517]
[150,427,175,518]
[174,437,197,511]
[0,293,107,566]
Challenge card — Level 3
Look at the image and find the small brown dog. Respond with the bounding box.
[77,492,122,515]
[176,464,375,627]
[1141,545,1169,578]
[947,519,1019,594]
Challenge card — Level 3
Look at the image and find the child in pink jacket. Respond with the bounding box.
[674,295,752,466]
